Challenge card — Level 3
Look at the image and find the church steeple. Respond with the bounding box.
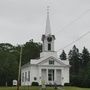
[42,6,55,52]
[45,6,51,35]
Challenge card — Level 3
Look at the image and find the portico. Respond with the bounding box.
[41,68,62,85]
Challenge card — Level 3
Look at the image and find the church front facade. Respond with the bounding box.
[21,8,70,86]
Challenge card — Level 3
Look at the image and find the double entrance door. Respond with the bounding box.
[48,69,54,84]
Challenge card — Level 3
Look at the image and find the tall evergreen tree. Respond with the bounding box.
[77,47,90,87]
[82,60,90,87]
[60,50,67,60]
[81,47,90,67]
[68,45,82,86]
[68,45,80,74]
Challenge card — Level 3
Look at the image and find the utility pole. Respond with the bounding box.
[17,45,23,90]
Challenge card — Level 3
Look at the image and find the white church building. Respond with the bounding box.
[21,8,70,86]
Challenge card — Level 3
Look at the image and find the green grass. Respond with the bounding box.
[0,86,90,90]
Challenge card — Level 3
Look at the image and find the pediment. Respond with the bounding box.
[37,56,67,66]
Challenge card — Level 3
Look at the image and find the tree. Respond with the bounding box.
[82,61,90,87]
[81,47,90,67]
[0,43,18,86]
[68,45,82,86]
[0,41,42,86]
[77,47,90,87]
[68,45,80,74]
[21,40,42,65]
[0,40,42,86]
[68,45,90,87]
[60,50,67,60]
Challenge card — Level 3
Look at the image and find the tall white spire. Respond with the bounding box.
[45,6,51,35]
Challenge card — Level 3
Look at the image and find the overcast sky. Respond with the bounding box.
[0,0,90,54]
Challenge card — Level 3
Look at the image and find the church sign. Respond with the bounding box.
[13,80,17,86]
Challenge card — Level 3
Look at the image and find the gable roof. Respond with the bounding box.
[21,56,70,69]
[30,56,70,67]
[37,56,68,66]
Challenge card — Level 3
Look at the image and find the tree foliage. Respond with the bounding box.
[0,41,90,88]
[0,43,18,86]
[81,47,90,67]
[0,40,42,86]
[21,40,42,65]
[60,50,67,60]
[68,45,81,74]
[68,45,90,87]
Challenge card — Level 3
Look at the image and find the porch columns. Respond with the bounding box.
[54,69,56,82]
[46,69,48,84]
[61,69,64,86]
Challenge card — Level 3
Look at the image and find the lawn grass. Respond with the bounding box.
[0,86,90,90]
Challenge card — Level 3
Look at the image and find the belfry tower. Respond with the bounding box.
[42,6,55,52]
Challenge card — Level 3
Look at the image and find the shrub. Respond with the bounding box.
[64,83,71,86]
[31,82,39,86]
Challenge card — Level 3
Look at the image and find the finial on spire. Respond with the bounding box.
[45,6,51,36]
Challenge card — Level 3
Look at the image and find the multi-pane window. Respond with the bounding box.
[22,73,24,82]
[25,72,27,81]
[48,69,54,81]
[49,60,54,65]
[28,71,30,81]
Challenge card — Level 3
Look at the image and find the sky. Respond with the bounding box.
[0,0,90,54]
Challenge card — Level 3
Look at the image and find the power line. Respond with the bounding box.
[58,9,90,33]
[57,31,90,52]
[56,9,90,52]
